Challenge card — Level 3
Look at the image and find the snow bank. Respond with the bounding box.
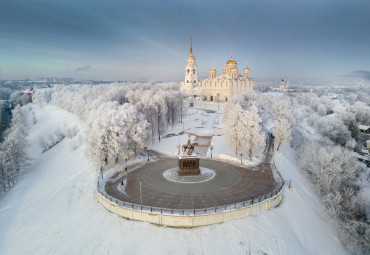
[207,135,263,166]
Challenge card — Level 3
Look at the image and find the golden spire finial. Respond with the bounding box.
[190,36,193,56]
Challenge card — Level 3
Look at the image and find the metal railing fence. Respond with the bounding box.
[97,181,284,216]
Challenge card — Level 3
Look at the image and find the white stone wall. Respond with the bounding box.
[201,76,254,102]
[97,191,283,228]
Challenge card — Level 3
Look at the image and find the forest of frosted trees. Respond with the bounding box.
[34,82,182,169]
[223,89,370,253]
[291,92,370,254]
[0,105,29,193]
[222,91,294,160]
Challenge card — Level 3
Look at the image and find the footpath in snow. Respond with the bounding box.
[0,105,347,255]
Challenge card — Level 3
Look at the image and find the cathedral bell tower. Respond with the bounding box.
[184,37,198,88]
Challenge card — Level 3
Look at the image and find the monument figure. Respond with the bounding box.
[178,135,200,176]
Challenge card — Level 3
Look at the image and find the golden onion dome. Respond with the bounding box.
[244,67,250,70]
[231,67,238,70]
[226,56,237,65]
[210,68,216,71]
[188,55,195,59]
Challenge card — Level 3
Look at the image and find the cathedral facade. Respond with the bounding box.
[181,38,254,102]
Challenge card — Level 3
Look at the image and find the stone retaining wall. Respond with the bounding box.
[97,190,283,228]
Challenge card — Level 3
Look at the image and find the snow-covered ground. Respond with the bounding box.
[0,104,348,254]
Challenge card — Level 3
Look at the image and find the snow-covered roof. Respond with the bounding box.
[359,125,370,130]
[361,149,369,154]
[216,74,231,80]
[353,152,366,160]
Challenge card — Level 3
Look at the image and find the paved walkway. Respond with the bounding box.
[194,135,212,157]
[104,138,278,210]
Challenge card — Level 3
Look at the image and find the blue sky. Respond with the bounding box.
[0,0,369,81]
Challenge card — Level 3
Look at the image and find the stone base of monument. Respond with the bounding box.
[178,155,200,176]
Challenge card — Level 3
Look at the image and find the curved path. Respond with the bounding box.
[105,139,277,210]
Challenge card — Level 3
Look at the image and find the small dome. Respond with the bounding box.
[188,55,195,59]
[226,56,237,65]
[244,67,250,70]
[231,67,238,70]
[210,68,216,71]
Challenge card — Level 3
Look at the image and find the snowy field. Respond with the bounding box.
[0,105,348,254]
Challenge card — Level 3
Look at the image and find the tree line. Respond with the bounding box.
[222,91,294,160]
[35,82,183,170]
[0,106,29,194]
[292,92,370,254]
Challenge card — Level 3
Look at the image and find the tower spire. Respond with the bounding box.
[190,36,193,56]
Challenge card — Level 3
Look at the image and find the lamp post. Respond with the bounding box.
[217,93,220,111]
[139,179,143,208]
[124,156,129,172]
[240,151,244,164]
[210,145,214,159]
[177,144,180,155]
[147,147,150,162]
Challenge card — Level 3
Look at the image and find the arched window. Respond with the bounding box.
[193,69,195,74]
[187,80,189,83]
[187,69,189,74]
[193,80,196,83]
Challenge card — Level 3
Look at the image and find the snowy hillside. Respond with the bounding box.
[0,105,347,254]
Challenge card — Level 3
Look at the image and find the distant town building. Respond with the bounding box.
[279,78,290,91]
[20,87,35,103]
[359,125,370,134]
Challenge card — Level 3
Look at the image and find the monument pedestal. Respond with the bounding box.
[178,155,200,176]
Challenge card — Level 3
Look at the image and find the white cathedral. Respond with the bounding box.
[181,38,254,102]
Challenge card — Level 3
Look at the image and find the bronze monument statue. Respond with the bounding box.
[178,135,200,176]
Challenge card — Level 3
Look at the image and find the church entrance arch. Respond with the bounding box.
[210,96,213,101]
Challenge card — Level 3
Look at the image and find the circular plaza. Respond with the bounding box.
[104,158,278,209]
[97,140,284,227]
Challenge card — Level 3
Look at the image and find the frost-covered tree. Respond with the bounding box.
[223,103,248,156]
[273,119,291,151]
[314,114,352,146]
[10,91,30,106]
[351,101,370,125]
[223,102,265,160]
[87,102,148,168]
[244,107,265,160]
[0,105,29,193]
[298,141,370,254]
[299,142,356,195]
[0,87,11,100]
[271,97,294,151]
[317,104,327,116]
[34,88,53,107]
[348,121,359,139]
